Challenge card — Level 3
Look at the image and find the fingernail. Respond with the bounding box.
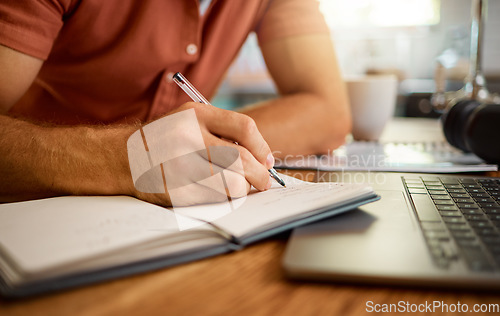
[265,178,272,190]
[266,153,275,169]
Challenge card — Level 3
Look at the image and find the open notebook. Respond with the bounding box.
[0,174,378,298]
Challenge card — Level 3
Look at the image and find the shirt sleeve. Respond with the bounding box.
[255,0,330,44]
[0,0,72,60]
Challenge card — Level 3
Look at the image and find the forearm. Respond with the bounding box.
[251,34,352,158]
[241,92,351,158]
[0,115,136,202]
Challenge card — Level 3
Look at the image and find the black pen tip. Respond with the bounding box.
[173,72,182,80]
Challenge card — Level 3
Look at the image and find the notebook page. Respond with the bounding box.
[172,174,374,238]
[0,196,215,274]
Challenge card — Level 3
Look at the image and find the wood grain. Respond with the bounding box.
[1,237,499,315]
[1,164,499,315]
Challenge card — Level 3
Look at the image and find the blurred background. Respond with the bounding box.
[212,0,500,118]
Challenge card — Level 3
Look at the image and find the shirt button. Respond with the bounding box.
[165,72,175,83]
[186,43,198,55]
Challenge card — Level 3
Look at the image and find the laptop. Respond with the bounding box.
[282,172,500,289]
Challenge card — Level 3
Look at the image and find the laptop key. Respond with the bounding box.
[409,188,427,194]
[464,214,489,221]
[480,202,500,208]
[423,180,440,185]
[470,221,494,229]
[429,250,451,268]
[456,239,481,248]
[471,193,491,198]
[448,189,467,194]
[493,256,500,267]
[425,231,450,241]
[460,209,484,215]
[454,198,475,203]
[427,241,459,267]
[406,184,425,189]
[463,184,481,189]
[440,178,460,184]
[488,214,500,221]
[451,193,470,198]
[430,190,448,195]
[463,248,494,272]
[427,185,445,191]
[434,200,454,205]
[484,208,500,214]
[404,178,422,184]
[443,217,466,224]
[460,178,478,184]
[410,194,441,222]
[420,222,446,231]
[465,188,487,194]
[439,211,462,217]
[457,203,479,209]
[488,244,500,255]
[475,198,496,203]
[431,195,452,200]
[451,231,477,241]
[482,236,500,245]
[437,205,459,211]
[447,223,471,232]
[475,228,498,236]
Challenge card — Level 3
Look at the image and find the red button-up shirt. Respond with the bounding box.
[0,0,329,124]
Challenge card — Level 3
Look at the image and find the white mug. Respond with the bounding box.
[345,75,398,141]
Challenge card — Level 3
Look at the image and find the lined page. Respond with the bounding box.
[172,174,374,238]
[0,196,196,274]
[0,175,373,276]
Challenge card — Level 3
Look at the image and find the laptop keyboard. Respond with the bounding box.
[403,176,500,272]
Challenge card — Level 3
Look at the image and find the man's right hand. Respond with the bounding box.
[0,44,274,207]
[129,102,275,207]
[0,103,274,207]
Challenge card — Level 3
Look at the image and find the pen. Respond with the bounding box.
[172,72,286,188]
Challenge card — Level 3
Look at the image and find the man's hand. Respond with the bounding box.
[0,43,274,206]
[129,102,274,206]
[0,102,274,207]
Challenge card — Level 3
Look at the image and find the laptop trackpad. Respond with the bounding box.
[283,190,436,278]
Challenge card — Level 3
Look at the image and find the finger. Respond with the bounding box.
[136,156,250,206]
[204,136,271,191]
[200,147,250,197]
[163,147,250,203]
[197,106,275,169]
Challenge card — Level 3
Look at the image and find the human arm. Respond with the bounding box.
[0,45,273,205]
[0,44,139,203]
[0,115,137,203]
[240,34,351,158]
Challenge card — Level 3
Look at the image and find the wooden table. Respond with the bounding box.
[1,168,500,315]
[2,117,500,315]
